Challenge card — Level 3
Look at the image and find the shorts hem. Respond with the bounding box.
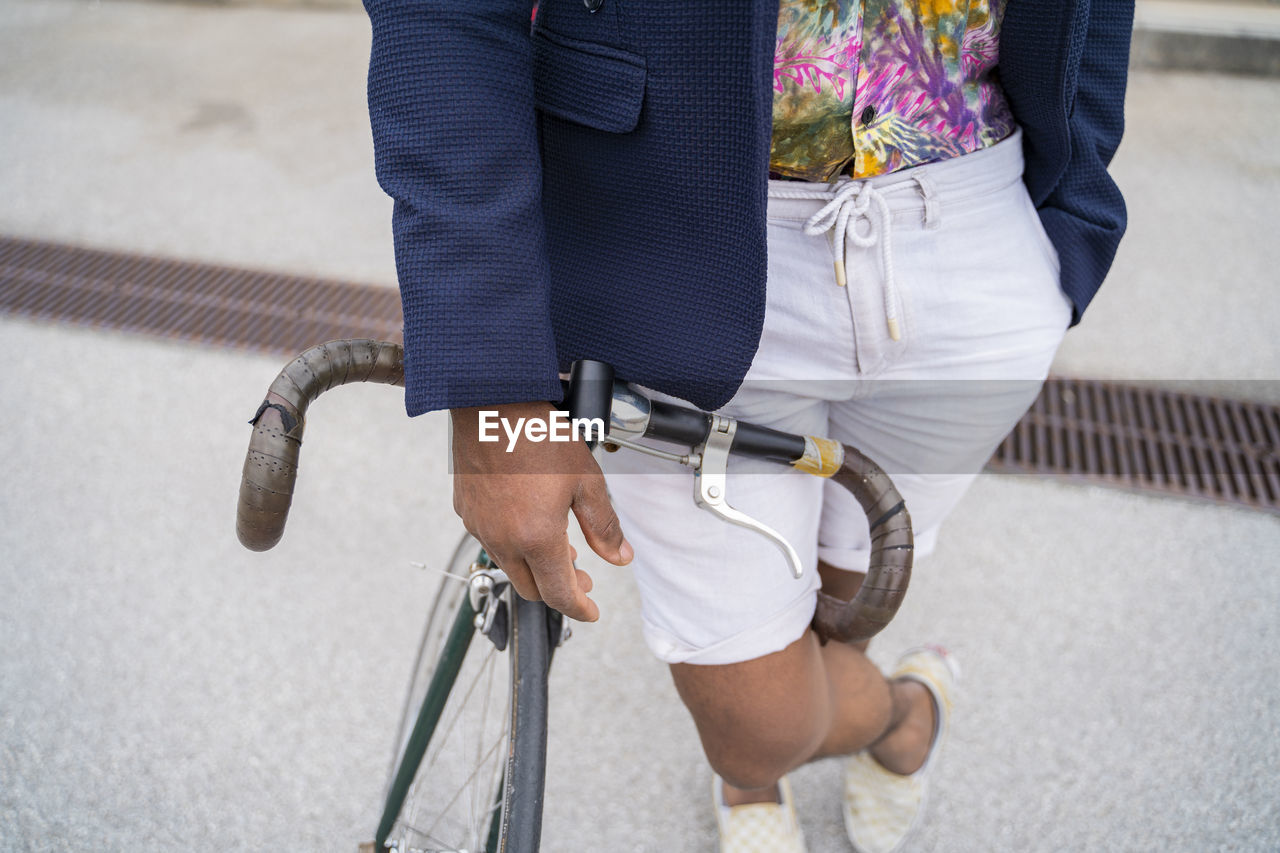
[817,527,940,575]
[815,545,872,574]
[640,592,818,666]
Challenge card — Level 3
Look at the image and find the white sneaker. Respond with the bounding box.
[714,774,808,853]
[843,644,960,853]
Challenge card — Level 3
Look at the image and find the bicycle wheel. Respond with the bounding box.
[376,532,552,853]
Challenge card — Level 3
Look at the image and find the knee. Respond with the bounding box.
[688,690,830,791]
[671,635,833,789]
[704,729,819,791]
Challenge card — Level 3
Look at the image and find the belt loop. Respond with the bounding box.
[914,171,940,230]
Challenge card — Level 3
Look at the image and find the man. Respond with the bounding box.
[362,0,1132,848]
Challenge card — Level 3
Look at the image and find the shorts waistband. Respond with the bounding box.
[766,127,1025,222]
[763,129,1026,342]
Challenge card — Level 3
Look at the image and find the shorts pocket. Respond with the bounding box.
[1021,188,1062,279]
[1017,186,1072,326]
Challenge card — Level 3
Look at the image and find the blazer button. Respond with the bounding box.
[583,0,603,11]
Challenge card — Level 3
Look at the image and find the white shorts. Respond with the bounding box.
[599,130,1072,665]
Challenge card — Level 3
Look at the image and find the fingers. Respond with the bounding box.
[572,474,633,567]
[449,425,612,622]
[497,534,599,623]
[525,534,599,622]
[567,543,594,592]
[498,558,541,604]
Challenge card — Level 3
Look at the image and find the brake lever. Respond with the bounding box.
[693,415,804,579]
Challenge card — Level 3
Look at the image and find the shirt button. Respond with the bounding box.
[584,0,603,11]
[860,105,877,125]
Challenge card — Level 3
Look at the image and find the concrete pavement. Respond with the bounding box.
[2,1,1279,851]
[1131,0,1280,76]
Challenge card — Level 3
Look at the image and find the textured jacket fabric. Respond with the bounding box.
[364,0,1134,416]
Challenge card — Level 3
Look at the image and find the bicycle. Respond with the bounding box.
[235,339,914,853]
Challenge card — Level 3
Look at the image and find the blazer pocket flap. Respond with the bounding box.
[533,29,646,133]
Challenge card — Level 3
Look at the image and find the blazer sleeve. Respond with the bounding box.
[1037,0,1136,325]
[364,0,564,416]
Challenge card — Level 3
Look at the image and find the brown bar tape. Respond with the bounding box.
[810,443,915,645]
[236,339,404,551]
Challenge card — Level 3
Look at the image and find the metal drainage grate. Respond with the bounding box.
[3,236,1278,515]
[0,235,402,356]
[989,376,1280,515]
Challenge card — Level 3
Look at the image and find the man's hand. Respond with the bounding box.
[450,402,632,622]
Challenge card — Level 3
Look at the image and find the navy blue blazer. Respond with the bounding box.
[364,0,1134,416]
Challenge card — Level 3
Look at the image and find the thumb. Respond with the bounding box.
[572,475,633,566]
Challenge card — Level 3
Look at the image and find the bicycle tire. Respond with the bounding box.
[377,533,551,853]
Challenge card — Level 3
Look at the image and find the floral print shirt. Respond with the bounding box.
[771,0,1015,181]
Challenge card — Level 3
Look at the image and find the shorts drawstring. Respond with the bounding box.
[795,171,939,342]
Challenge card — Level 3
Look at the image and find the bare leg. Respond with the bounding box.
[816,562,937,775]
[674,562,935,806]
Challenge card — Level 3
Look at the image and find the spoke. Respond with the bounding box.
[391,817,464,851]
[412,793,499,850]
[403,631,497,834]
[400,644,509,847]
[419,732,509,843]
[420,648,500,772]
